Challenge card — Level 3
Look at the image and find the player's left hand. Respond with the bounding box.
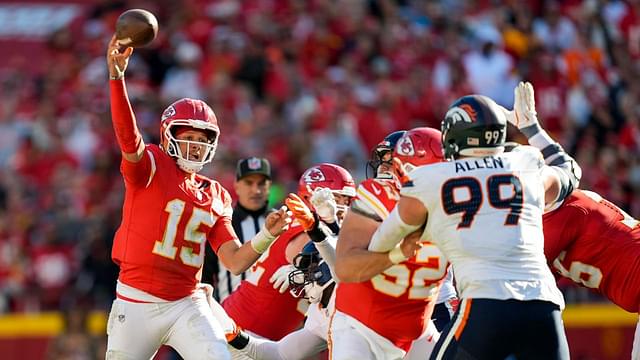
[269,264,297,293]
[285,193,316,231]
[513,81,539,129]
[310,187,338,224]
[265,206,292,237]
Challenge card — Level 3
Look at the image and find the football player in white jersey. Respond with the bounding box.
[368,82,580,359]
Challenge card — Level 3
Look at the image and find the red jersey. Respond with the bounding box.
[543,189,640,312]
[336,178,448,351]
[222,225,307,340]
[112,144,237,301]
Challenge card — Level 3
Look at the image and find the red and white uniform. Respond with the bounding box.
[107,80,233,360]
[334,178,448,354]
[544,189,640,313]
[113,144,236,301]
[223,224,307,341]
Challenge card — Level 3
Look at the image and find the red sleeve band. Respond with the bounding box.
[110,79,143,154]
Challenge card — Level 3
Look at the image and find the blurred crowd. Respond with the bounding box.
[0,0,639,315]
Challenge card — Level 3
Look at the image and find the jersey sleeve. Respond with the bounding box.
[512,145,545,171]
[120,145,158,188]
[351,179,396,221]
[399,166,429,201]
[208,185,239,252]
[208,215,239,253]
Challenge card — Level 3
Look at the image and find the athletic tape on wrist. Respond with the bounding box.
[250,227,276,254]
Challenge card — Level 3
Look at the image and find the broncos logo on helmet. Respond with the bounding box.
[441,95,507,160]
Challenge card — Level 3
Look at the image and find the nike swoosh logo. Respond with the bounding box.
[371,183,382,195]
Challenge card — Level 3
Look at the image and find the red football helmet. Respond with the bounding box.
[393,127,444,173]
[159,98,219,173]
[298,163,356,213]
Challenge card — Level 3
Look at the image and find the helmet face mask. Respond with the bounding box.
[366,130,406,178]
[289,243,334,303]
[160,98,219,173]
[441,95,507,160]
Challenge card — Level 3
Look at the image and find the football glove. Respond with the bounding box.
[285,193,316,231]
[513,81,539,130]
[270,264,297,293]
[310,187,338,224]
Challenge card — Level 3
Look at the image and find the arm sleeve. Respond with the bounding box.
[119,148,155,187]
[521,124,582,204]
[368,207,421,252]
[109,79,143,154]
[314,236,337,279]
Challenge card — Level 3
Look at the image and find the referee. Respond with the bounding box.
[202,157,273,301]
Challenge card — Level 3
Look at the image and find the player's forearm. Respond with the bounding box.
[226,243,262,275]
[314,238,337,278]
[335,248,394,283]
[110,79,144,161]
[368,208,420,252]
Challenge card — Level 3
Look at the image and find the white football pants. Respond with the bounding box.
[106,287,230,360]
[329,311,405,360]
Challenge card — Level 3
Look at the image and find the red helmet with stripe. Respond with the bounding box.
[394,127,444,173]
[159,98,219,173]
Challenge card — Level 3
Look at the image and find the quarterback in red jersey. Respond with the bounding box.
[543,189,640,359]
[222,163,355,355]
[333,127,447,359]
[105,36,290,360]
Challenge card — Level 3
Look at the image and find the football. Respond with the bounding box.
[115,9,158,48]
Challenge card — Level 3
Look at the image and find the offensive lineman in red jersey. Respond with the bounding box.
[105,36,291,360]
[333,127,448,360]
[222,164,355,357]
[543,189,640,359]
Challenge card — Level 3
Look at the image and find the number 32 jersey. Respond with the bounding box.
[402,146,563,307]
[543,189,640,312]
[336,178,449,352]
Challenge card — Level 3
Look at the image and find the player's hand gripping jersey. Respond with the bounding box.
[402,145,563,306]
[544,189,640,312]
[222,224,307,340]
[336,177,448,352]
